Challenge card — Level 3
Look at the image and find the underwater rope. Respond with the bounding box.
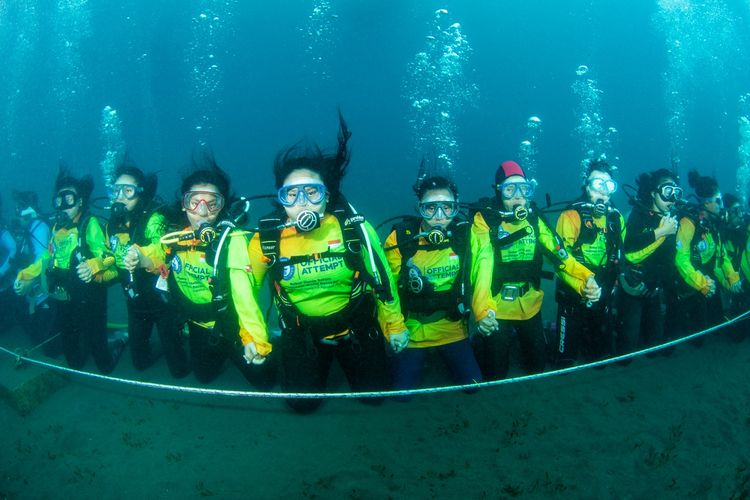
[1,310,748,400]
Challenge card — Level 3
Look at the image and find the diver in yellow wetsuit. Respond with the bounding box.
[384,173,495,399]
[719,193,750,337]
[250,112,407,413]
[107,164,189,378]
[166,159,274,387]
[472,160,600,380]
[15,166,125,373]
[666,170,742,343]
[554,159,626,367]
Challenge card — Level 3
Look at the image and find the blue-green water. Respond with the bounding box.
[2,1,749,215]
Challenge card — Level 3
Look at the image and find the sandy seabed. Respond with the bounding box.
[2,325,750,500]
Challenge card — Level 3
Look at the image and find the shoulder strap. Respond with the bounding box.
[394,216,422,264]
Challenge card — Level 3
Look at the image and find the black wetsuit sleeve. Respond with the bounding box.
[623,208,656,254]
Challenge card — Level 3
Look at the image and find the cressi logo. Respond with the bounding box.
[280,257,295,281]
[109,236,119,252]
[171,255,183,274]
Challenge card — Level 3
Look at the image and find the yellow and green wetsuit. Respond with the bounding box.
[476,209,594,320]
[384,216,494,347]
[555,204,626,294]
[675,214,739,295]
[171,229,271,356]
[249,213,406,339]
[18,214,119,373]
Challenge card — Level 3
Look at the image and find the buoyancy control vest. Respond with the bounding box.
[472,199,567,296]
[392,216,470,321]
[258,201,392,338]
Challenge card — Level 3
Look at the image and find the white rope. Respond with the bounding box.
[1,310,748,399]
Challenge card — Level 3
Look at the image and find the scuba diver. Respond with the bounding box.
[9,190,53,347]
[666,170,742,344]
[382,171,494,400]
[554,159,625,368]
[251,112,407,413]
[106,163,189,378]
[15,166,125,373]
[162,158,275,387]
[0,194,19,332]
[720,193,750,336]
[617,169,680,358]
[472,160,600,380]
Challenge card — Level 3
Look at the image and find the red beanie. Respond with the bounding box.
[495,160,526,185]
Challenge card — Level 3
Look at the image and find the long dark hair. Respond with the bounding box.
[113,159,158,209]
[635,168,678,203]
[273,110,351,208]
[176,151,232,220]
[687,169,719,199]
[54,163,94,210]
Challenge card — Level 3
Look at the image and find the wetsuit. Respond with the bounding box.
[384,217,493,397]
[168,227,274,386]
[473,207,595,380]
[107,211,188,377]
[721,219,750,334]
[617,205,677,356]
[252,210,405,413]
[667,210,740,341]
[13,217,54,347]
[555,203,625,366]
[0,224,18,331]
[18,215,120,373]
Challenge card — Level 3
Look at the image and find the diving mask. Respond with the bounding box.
[587,177,618,195]
[108,183,143,201]
[183,190,225,215]
[497,180,537,200]
[53,189,79,210]
[418,201,459,220]
[278,183,327,207]
[657,183,683,202]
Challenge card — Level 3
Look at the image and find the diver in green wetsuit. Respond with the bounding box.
[666,170,742,345]
[16,166,125,373]
[164,158,275,387]
[107,163,189,378]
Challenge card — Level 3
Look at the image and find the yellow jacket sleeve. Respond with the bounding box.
[228,231,271,356]
[83,217,116,278]
[247,232,268,297]
[546,216,594,294]
[17,254,49,281]
[675,217,711,294]
[365,222,406,339]
[470,212,495,320]
[383,229,401,281]
[556,209,581,249]
[137,212,168,272]
[715,239,740,290]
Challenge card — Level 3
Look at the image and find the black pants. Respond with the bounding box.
[616,290,664,356]
[0,288,19,333]
[58,283,118,374]
[555,297,614,368]
[280,313,388,414]
[664,289,724,343]
[472,312,547,381]
[188,321,276,388]
[126,291,189,378]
